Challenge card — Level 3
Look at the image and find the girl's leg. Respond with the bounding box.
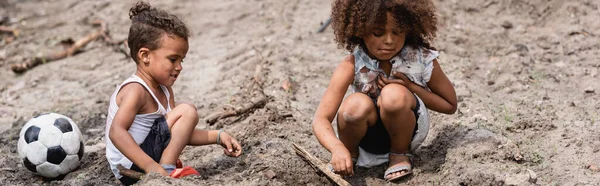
[378,84,417,179]
[337,93,378,158]
[160,103,199,165]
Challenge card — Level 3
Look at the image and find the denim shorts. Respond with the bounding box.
[119,116,171,185]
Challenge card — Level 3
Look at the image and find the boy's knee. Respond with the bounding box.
[176,103,199,120]
[380,84,414,112]
[340,94,373,123]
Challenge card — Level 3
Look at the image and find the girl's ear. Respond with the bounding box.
[138,47,150,64]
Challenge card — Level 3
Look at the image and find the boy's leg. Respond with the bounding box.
[378,84,417,179]
[337,93,378,158]
[160,103,199,166]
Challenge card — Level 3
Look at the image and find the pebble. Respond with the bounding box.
[587,164,599,172]
[584,87,595,94]
[264,170,277,179]
[501,21,513,29]
[527,169,537,184]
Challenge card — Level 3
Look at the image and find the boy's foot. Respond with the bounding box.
[384,152,413,182]
[176,159,183,168]
[169,166,200,178]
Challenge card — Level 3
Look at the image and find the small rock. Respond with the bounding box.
[501,21,513,29]
[588,164,599,172]
[584,87,595,94]
[515,44,529,56]
[264,170,277,179]
[527,169,537,183]
[0,49,6,60]
[487,80,495,85]
[471,114,488,122]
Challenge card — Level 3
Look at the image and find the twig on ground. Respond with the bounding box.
[205,94,267,124]
[316,17,332,33]
[205,52,268,125]
[0,26,18,36]
[117,164,144,180]
[10,19,111,73]
[292,143,351,186]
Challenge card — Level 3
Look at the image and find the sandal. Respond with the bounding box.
[383,152,413,182]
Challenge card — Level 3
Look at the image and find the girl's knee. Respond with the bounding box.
[339,94,375,123]
[379,84,415,112]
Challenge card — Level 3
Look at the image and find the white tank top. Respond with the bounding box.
[104,74,171,179]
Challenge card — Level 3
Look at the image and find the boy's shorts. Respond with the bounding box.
[119,116,171,186]
[355,93,430,168]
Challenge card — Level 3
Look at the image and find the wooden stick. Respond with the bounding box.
[10,20,108,73]
[205,56,267,125]
[204,94,267,124]
[316,17,332,33]
[0,26,17,35]
[292,143,351,186]
[117,165,145,180]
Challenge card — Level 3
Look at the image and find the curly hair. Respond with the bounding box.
[331,0,438,52]
[127,1,190,63]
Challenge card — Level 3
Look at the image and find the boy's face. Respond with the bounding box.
[143,34,189,87]
[362,12,407,61]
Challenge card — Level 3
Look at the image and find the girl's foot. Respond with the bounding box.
[384,152,413,182]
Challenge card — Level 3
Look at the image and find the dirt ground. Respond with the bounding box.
[1,0,599,185]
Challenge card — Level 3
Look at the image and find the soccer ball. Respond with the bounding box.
[17,113,84,178]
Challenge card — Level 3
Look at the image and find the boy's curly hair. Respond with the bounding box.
[128,1,190,63]
[331,0,438,52]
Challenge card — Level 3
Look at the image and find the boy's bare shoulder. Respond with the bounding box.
[117,82,149,104]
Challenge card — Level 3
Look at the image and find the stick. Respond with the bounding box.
[0,26,17,35]
[316,17,332,33]
[10,20,108,73]
[117,165,145,180]
[205,54,267,125]
[292,143,351,186]
[205,94,267,124]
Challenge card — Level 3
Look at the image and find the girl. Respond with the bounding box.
[105,2,243,185]
[312,0,457,182]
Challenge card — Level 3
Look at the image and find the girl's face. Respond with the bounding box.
[142,34,189,87]
[362,12,407,61]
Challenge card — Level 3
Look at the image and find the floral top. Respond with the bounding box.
[352,45,439,100]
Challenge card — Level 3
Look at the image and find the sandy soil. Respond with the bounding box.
[1,0,599,185]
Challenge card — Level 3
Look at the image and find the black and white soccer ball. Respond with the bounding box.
[17,113,84,178]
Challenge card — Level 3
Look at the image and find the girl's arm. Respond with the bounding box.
[312,55,355,153]
[109,84,167,175]
[404,59,457,114]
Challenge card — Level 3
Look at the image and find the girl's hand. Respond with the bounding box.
[378,73,408,89]
[330,144,354,176]
[218,131,243,157]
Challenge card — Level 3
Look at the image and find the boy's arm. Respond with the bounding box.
[404,59,457,114]
[189,130,242,157]
[109,84,167,175]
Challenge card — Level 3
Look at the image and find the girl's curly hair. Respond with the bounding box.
[331,0,438,52]
[128,1,190,63]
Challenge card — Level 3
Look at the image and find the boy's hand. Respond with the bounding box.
[218,132,243,157]
[146,163,169,176]
[330,144,353,176]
